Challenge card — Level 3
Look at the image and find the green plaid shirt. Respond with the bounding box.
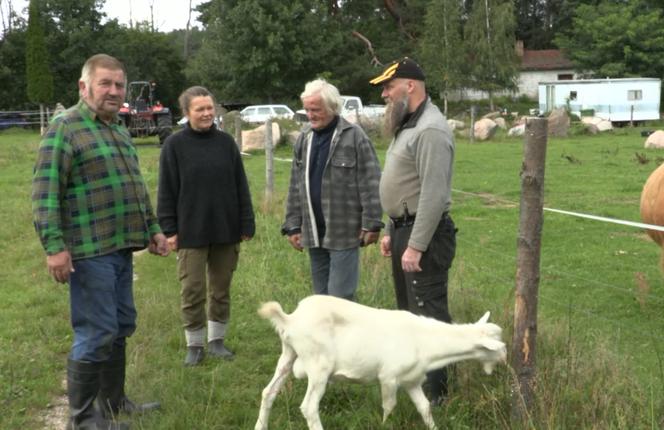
[32,101,161,259]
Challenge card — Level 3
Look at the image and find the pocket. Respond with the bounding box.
[330,156,356,185]
[410,274,450,320]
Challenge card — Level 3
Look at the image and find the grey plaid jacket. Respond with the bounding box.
[282,117,383,250]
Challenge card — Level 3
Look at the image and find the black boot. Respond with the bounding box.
[96,344,161,419]
[425,367,448,407]
[67,359,128,430]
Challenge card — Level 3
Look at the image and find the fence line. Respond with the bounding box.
[455,234,664,343]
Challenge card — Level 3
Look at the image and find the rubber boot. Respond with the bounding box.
[96,344,160,419]
[207,339,235,360]
[67,359,128,430]
[425,367,448,407]
[184,328,206,366]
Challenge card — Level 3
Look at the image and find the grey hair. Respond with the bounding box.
[300,79,342,115]
[79,54,126,88]
[178,86,217,114]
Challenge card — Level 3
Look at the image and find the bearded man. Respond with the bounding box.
[370,57,457,406]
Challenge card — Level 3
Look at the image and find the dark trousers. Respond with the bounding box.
[390,215,457,398]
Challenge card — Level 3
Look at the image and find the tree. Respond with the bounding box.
[26,0,53,133]
[42,0,106,104]
[419,0,464,115]
[554,0,664,79]
[188,0,343,104]
[464,0,519,110]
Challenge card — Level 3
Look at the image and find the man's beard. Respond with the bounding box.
[383,95,409,138]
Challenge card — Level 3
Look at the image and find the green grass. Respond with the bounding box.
[2,124,664,429]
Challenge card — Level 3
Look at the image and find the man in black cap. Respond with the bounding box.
[371,57,457,406]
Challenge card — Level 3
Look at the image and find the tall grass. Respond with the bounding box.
[1,124,663,429]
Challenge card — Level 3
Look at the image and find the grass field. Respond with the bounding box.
[2,122,664,429]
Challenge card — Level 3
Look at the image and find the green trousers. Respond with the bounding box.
[178,244,239,330]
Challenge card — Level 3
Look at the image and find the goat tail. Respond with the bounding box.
[258,301,288,330]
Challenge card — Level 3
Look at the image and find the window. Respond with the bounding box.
[345,99,359,110]
[558,74,574,80]
[273,107,289,115]
[569,91,577,101]
[257,107,271,115]
[628,90,642,101]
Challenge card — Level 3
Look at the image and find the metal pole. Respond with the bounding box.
[511,117,548,426]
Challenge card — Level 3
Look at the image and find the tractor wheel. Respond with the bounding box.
[157,113,173,145]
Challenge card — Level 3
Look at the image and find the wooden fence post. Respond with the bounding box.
[264,118,274,204]
[235,115,243,152]
[470,105,476,143]
[511,117,548,425]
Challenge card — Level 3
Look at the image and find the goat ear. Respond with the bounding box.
[479,338,505,352]
[476,311,491,324]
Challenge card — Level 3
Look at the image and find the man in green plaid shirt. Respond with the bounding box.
[32,54,169,430]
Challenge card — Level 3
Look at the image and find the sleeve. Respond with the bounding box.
[156,139,180,236]
[355,130,384,232]
[281,135,305,235]
[233,142,256,238]
[31,120,72,255]
[409,128,454,251]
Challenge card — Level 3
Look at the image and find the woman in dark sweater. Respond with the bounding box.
[158,86,255,366]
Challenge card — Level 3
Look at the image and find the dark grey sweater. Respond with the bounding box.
[157,125,255,248]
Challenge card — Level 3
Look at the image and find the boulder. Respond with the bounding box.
[507,124,526,137]
[473,118,498,141]
[482,111,501,120]
[241,122,281,152]
[447,119,465,130]
[547,108,570,137]
[581,116,613,132]
[645,130,664,149]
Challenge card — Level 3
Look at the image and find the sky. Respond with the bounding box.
[4,0,205,32]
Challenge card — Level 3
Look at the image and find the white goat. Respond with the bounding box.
[254,295,506,430]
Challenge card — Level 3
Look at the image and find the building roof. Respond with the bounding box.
[521,49,574,71]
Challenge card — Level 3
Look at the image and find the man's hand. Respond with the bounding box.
[380,235,391,257]
[241,235,252,241]
[47,250,74,284]
[166,234,178,252]
[149,233,170,256]
[359,230,380,247]
[287,233,303,251]
[401,246,422,272]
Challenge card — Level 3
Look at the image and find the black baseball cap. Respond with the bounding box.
[369,57,426,86]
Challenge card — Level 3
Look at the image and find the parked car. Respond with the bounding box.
[296,96,386,123]
[240,104,295,123]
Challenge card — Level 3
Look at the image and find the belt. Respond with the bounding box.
[390,212,449,229]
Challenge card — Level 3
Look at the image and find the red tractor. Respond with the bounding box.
[118,81,173,144]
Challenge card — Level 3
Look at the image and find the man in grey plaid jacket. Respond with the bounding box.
[282,79,383,300]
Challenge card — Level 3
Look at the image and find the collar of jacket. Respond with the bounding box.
[77,99,122,125]
[398,96,430,133]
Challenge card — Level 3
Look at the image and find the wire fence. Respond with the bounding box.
[452,187,664,348]
[0,108,59,130]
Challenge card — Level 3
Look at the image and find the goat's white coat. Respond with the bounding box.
[255,295,506,430]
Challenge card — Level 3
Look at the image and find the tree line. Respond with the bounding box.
[2,0,664,116]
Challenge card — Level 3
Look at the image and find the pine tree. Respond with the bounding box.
[26,0,53,133]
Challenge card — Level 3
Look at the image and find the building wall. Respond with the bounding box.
[518,69,577,98]
[446,68,578,101]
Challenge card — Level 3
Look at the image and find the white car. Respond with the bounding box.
[240,104,295,123]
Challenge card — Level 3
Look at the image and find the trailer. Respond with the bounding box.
[538,78,661,123]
